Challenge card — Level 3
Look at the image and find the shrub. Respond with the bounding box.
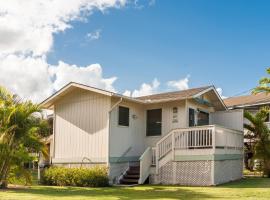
[41,166,109,187]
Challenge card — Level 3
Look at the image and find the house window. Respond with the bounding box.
[147,109,162,136]
[118,106,129,126]
[189,108,195,127]
[197,110,209,126]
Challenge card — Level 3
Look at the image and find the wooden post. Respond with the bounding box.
[37,164,40,181]
[211,126,216,185]
[156,144,159,174]
[172,132,175,161]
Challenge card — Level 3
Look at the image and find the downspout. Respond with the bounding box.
[108,97,123,178]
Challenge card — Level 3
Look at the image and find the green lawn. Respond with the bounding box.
[1,178,270,200]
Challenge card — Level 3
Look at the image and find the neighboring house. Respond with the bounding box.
[224,93,270,169]
[40,82,244,186]
[224,92,270,128]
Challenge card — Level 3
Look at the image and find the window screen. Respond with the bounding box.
[197,110,209,126]
[118,106,129,126]
[146,109,162,136]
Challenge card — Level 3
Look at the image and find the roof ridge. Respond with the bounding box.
[225,92,270,100]
[135,85,212,99]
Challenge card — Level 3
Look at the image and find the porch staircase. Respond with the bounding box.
[119,165,140,185]
[117,125,243,186]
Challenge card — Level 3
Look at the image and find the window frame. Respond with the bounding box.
[118,106,130,127]
[197,109,210,126]
[146,108,162,137]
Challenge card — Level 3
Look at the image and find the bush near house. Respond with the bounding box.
[41,166,109,187]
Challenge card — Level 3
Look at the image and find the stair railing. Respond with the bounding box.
[116,146,132,163]
[138,147,152,184]
[155,125,216,172]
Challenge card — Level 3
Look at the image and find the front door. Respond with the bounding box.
[146,109,162,136]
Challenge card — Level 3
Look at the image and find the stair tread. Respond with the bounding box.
[119,165,141,185]
[124,174,140,179]
[126,171,140,175]
[121,178,139,183]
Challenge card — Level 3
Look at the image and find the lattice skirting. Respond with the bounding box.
[150,159,243,186]
[214,159,243,185]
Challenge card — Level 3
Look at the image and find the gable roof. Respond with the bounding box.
[40,82,144,109]
[40,82,226,110]
[224,92,270,108]
[136,86,212,102]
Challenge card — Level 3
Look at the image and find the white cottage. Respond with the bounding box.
[41,82,244,186]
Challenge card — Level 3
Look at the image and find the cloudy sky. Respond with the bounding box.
[0,0,269,102]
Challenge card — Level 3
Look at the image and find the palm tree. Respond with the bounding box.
[244,107,270,177]
[0,86,49,188]
[254,68,270,94]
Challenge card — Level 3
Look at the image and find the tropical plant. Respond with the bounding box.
[0,86,49,188]
[254,67,270,94]
[244,107,270,177]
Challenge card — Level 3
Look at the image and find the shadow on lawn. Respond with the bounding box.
[5,185,213,200]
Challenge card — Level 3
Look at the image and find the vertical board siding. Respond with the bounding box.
[53,89,110,163]
[144,101,187,148]
[109,98,146,159]
[210,109,244,132]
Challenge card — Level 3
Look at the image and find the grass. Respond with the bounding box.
[1,177,270,200]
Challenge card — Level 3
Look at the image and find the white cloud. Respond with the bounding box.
[123,76,191,98]
[50,61,117,92]
[0,0,126,56]
[216,87,227,99]
[167,75,190,91]
[126,78,160,97]
[134,0,155,10]
[0,55,53,102]
[86,29,102,41]
[0,0,126,102]
[0,55,117,102]
[123,90,132,97]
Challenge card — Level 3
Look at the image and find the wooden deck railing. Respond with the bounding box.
[154,125,243,171]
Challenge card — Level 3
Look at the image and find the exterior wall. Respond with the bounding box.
[52,88,111,164]
[210,109,244,131]
[109,98,146,162]
[53,163,106,168]
[144,100,187,147]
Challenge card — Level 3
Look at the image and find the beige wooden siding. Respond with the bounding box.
[210,109,244,131]
[109,98,146,159]
[144,100,187,147]
[53,88,110,164]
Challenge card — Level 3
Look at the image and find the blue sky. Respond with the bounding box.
[47,0,270,97]
[0,0,269,101]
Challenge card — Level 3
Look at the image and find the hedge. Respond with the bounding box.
[41,166,109,187]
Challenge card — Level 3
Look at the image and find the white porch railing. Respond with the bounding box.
[154,125,243,172]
